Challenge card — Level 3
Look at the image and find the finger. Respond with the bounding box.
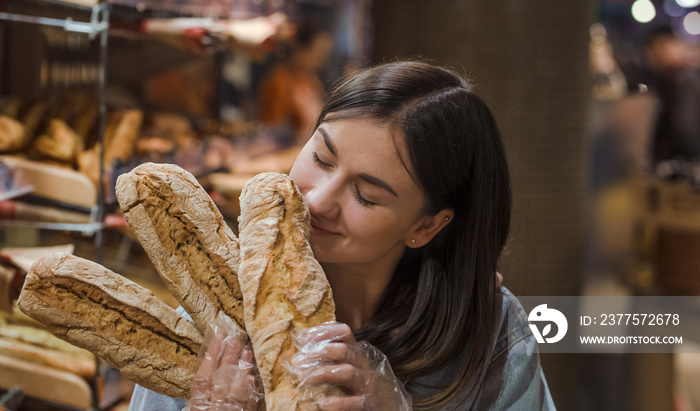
[209,372,231,406]
[318,396,364,411]
[239,347,255,371]
[192,334,224,392]
[294,323,355,347]
[210,338,245,405]
[220,336,244,367]
[298,363,363,394]
[291,343,365,369]
[226,370,261,406]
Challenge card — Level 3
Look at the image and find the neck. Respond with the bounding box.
[322,254,402,331]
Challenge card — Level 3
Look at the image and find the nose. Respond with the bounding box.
[304,175,341,219]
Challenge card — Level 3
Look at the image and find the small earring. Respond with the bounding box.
[410,238,416,244]
[445,216,450,221]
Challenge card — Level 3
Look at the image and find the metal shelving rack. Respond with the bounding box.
[0,0,109,263]
[0,3,109,409]
[0,2,108,35]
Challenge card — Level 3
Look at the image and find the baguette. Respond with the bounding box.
[20,100,48,141]
[105,109,143,168]
[77,144,100,186]
[17,253,202,398]
[238,172,336,410]
[33,119,84,163]
[0,115,27,152]
[116,162,245,333]
[0,264,13,312]
[0,322,93,355]
[0,336,96,378]
[72,105,99,142]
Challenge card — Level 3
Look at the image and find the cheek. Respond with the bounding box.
[344,206,408,244]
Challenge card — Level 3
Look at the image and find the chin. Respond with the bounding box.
[309,243,342,265]
[309,242,326,260]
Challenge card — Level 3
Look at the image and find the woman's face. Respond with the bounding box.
[289,117,428,267]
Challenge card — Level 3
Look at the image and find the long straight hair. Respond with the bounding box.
[316,61,512,409]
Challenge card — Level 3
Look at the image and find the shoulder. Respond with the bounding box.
[405,287,555,409]
[492,286,532,360]
[474,286,556,410]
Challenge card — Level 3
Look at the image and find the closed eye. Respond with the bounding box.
[312,152,333,170]
[353,185,376,207]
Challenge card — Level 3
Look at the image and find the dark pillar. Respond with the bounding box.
[372,1,596,409]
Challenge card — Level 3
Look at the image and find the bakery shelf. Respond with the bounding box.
[0,2,108,36]
[1,156,98,209]
[107,0,281,19]
[0,220,103,234]
[46,0,98,10]
[12,0,97,12]
[0,2,110,265]
[0,354,93,410]
[0,387,23,409]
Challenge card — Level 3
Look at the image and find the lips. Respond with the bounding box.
[310,219,340,236]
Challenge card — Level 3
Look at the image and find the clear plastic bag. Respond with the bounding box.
[287,322,412,411]
[184,312,264,411]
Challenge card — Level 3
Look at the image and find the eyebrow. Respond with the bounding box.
[317,126,399,198]
[359,173,398,198]
[318,127,337,157]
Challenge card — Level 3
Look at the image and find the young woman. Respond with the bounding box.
[130,61,555,410]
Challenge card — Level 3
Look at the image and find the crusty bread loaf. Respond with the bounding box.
[0,335,96,378]
[105,109,143,168]
[77,144,100,186]
[116,162,245,333]
[71,105,99,142]
[0,115,27,152]
[0,321,92,356]
[33,119,84,163]
[20,100,48,141]
[0,264,13,312]
[17,253,202,398]
[238,172,336,411]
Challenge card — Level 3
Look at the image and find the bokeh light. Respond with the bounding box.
[683,11,700,34]
[632,0,657,23]
[675,0,700,8]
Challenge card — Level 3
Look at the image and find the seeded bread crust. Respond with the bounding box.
[18,253,202,398]
[116,162,245,332]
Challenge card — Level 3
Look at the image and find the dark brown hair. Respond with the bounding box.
[316,61,512,409]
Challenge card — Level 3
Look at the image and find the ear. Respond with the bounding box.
[404,209,455,248]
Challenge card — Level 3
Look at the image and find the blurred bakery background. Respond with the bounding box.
[1,0,700,409]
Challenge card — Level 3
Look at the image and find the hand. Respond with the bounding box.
[186,333,262,411]
[288,323,411,411]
